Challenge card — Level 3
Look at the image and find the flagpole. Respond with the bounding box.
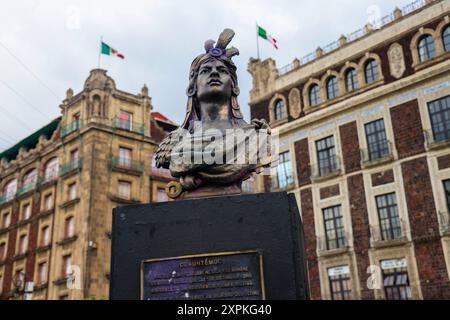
[98,36,103,69]
[256,22,260,60]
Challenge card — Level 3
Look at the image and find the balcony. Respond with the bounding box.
[109,157,143,176]
[60,120,81,138]
[438,211,450,236]
[311,156,342,182]
[270,174,295,191]
[317,233,350,257]
[370,220,408,248]
[112,117,144,135]
[424,129,450,150]
[361,140,394,167]
[0,193,15,206]
[59,159,83,178]
[37,173,59,187]
[16,182,37,198]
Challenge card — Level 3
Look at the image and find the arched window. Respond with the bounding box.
[309,84,321,107]
[326,77,339,100]
[3,179,17,201]
[23,169,37,187]
[44,158,59,181]
[365,59,379,84]
[345,69,359,92]
[442,26,450,52]
[418,34,436,62]
[274,100,285,121]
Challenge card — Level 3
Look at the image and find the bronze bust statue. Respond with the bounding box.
[155,29,271,199]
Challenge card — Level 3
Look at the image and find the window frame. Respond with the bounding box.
[364,119,390,161]
[326,76,339,100]
[365,59,379,84]
[375,193,402,241]
[328,268,352,300]
[428,95,450,143]
[274,100,286,121]
[276,151,294,189]
[322,205,346,250]
[382,265,412,300]
[309,84,321,107]
[418,34,436,62]
[443,26,450,53]
[345,68,359,92]
[315,136,338,176]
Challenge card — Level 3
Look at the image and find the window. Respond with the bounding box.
[62,255,72,278]
[428,96,450,143]
[14,270,24,289]
[381,259,411,300]
[3,179,17,202]
[70,149,79,166]
[65,217,75,239]
[41,226,50,247]
[44,193,53,210]
[0,242,6,261]
[68,183,77,201]
[23,169,37,188]
[316,136,338,176]
[22,203,31,220]
[38,262,47,284]
[345,69,359,92]
[118,181,131,200]
[19,234,28,255]
[376,193,402,241]
[118,110,133,131]
[157,188,168,202]
[72,112,80,129]
[309,84,321,107]
[2,212,11,228]
[274,100,285,121]
[242,178,254,194]
[365,59,379,84]
[44,158,59,181]
[364,119,390,161]
[119,147,132,168]
[276,151,294,189]
[418,34,436,62]
[326,77,339,100]
[443,26,450,52]
[328,266,352,300]
[323,206,346,250]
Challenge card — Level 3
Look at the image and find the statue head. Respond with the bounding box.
[181,29,243,130]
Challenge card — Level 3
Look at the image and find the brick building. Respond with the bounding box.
[0,69,177,300]
[248,0,450,299]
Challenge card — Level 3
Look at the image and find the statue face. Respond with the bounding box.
[196,59,233,103]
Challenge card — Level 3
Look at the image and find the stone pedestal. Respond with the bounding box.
[110,192,310,300]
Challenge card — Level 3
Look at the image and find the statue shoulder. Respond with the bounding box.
[155,129,181,169]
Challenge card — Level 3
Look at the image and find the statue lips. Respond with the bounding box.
[208,78,222,87]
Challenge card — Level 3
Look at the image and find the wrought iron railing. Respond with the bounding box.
[317,232,349,252]
[59,159,82,177]
[112,117,144,135]
[370,219,407,244]
[361,140,393,164]
[60,120,81,138]
[311,155,341,179]
[38,171,59,186]
[110,157,144,173]
[277,0,435,75]
[16,183,37,197]
[438,211,450,234]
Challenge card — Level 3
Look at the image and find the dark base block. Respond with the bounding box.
[110,192,310,300]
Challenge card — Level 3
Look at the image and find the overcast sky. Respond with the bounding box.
[0,0,415,152]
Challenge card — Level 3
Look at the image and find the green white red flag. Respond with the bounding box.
[257,25,278,50]
[101,41,125,59]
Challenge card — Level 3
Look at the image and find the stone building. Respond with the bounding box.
[0,69,177,300]
[249,0,450,299]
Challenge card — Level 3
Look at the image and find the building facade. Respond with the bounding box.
[0,69,176,300]
[249,0,450,299]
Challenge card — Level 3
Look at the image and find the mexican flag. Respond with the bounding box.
[257,25,278,50]
[101,41,125,59]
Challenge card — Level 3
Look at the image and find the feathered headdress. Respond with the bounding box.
[182,28,243,129]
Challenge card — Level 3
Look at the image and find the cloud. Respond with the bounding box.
[0,0,414,151]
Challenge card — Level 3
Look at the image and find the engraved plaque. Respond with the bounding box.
[289,88,301,119]
[388,43,405,79]
[141,251,265,300]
